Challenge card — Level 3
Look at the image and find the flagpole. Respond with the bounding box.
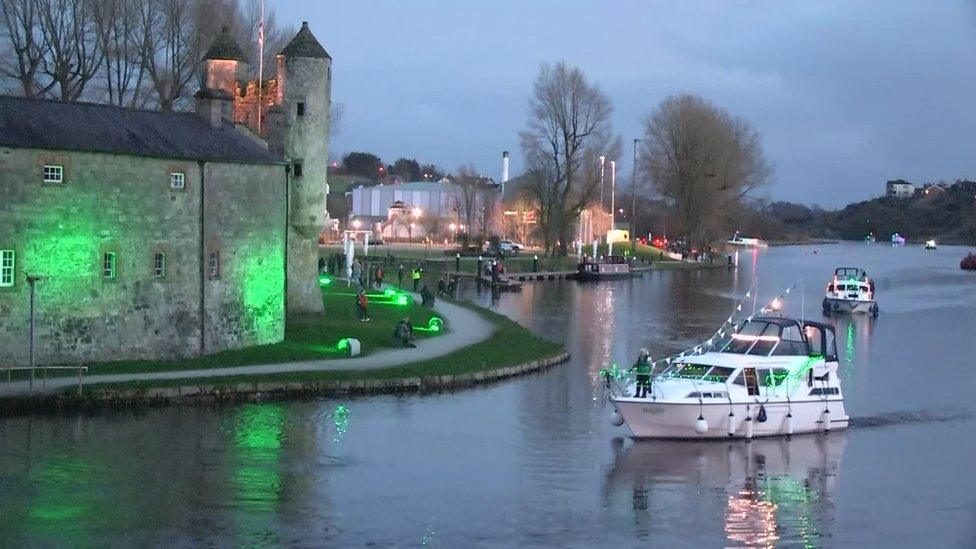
[257,0,265,134]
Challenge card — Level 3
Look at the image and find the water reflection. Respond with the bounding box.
[605,434,846,547]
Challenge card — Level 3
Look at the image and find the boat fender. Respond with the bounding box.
[745,415,754,439]
[822,408,832,432]
[786,412,794,436]
[610,411,625,427]
[694,415,708,435]
[757,405,768,423]
[726,412,736,437]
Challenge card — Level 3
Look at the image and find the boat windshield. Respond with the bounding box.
[834,267,866,280]
[717,319,809,356]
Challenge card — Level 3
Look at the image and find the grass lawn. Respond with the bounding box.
[69,299,564,395]
[20,282,441,380]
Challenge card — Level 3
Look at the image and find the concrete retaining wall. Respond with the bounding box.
[0,351,571,415]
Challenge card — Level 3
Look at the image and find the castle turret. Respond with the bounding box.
[202,26,248,97]
[276,21,331,313]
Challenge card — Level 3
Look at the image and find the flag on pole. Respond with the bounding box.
[257,0,265,133]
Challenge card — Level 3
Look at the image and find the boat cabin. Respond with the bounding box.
[714,317,837,360]
[834,267,867,281]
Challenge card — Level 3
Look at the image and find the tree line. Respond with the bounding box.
[338,152,445,183]
[0,0,293,109]
[518,62,772,256]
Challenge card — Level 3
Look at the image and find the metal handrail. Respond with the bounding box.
[3,365,89,396]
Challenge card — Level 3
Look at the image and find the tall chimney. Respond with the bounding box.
[501,150,510,183]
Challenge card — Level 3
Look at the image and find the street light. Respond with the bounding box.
[409,222,416,243]
[26,274,45,393]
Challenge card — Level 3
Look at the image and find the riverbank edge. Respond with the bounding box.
[0,351,570,416]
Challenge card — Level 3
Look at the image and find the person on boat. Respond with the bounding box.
[394,318,416,348]
[437,276,447,296]
[632,349,651,398]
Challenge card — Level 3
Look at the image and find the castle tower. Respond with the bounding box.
[276,21,331,313]
[202,26,248,96]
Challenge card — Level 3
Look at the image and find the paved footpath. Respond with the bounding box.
[0,298,494,397]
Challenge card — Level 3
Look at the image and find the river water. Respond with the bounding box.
[1,244,974,547]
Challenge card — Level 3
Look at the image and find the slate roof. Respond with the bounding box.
[204,26,248,62]
[280,22,330,59]
[0,95,281,165]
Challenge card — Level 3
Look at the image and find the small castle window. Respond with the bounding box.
[170,172,185,190]
[153,252,167,279]
[209,251,220,279]
[43,164,63,184]
[103,252,117,279]
[297,102,305,117]
[294,162,303,177]
[0,250,14,287]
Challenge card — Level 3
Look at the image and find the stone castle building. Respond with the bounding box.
[0,22,331,366]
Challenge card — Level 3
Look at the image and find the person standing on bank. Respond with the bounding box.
[398,264,405,288]
[412,267,422,291]
[375,265,384,289]
[356,289,370,322]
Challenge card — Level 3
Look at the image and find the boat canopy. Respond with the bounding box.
[715,316,837,359]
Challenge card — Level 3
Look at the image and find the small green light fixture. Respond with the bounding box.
[336,338,350,352]
[318,274,333,287]
[395,293,410,306]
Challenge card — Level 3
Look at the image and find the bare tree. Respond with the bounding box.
[91,0,151,106]
[520,61,620,256]
[642,94,772,247]
[453,165,480,239]
[0,0,46,96]
[140,0,212,110]
[36,0,104,100]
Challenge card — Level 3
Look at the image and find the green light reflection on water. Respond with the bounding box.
[232,403,285,514]
[762,475,821,549]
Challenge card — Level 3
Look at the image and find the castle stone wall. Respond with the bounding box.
[0,147,286,367]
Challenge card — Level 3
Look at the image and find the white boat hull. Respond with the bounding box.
[612,398,848,439]
[823,297,875,314]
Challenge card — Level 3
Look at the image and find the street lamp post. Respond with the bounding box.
[609,160,616,257]
[631,138,642,251]
[598,156,606,212]
[26,274,44,393]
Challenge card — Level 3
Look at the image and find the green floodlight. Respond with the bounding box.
[336,338,350,352]
[384,287,397,298]
[395,293,411,306]
[414,316,444,333]
[318,274,333,287]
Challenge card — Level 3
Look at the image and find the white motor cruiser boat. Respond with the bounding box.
[610,316,848,439]
[822,267,878,315]
[726,231,768,248]
[925,239,937,250]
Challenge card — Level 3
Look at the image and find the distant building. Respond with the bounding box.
[886,179,915,198]
[917,182,949,198]
[349,180,499,241]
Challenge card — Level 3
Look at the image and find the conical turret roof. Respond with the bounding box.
[204,26,248,62]
[280,21,330,59]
